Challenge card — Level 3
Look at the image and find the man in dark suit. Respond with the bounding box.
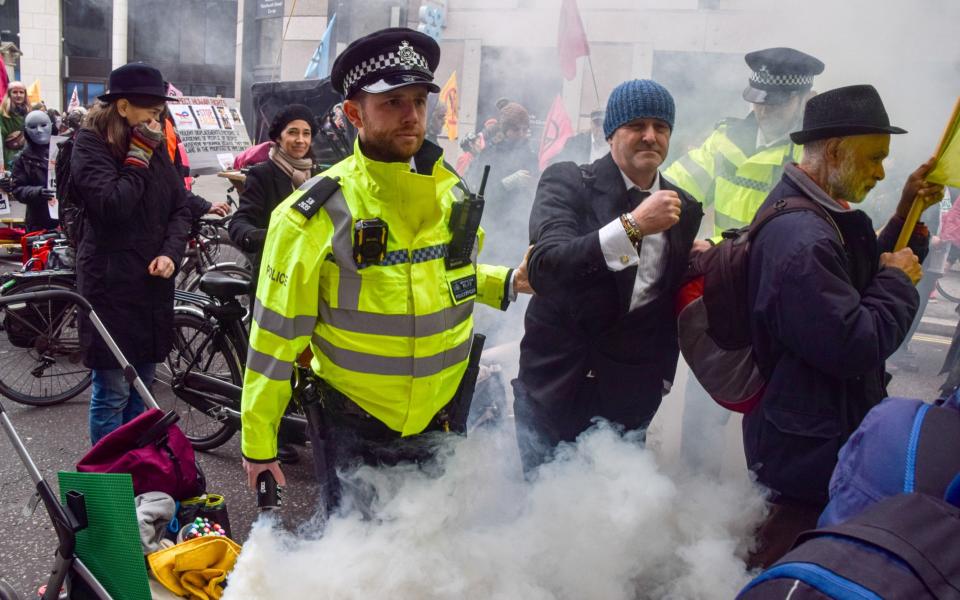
[515,79,703,471]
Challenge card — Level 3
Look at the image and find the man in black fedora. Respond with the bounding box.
[742,84,944,567]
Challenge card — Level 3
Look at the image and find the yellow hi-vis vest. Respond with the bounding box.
[663,115,802,238]
[240,141,512,461]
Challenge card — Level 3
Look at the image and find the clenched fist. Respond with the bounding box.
[630,189,681,236]
[880,248,922,285]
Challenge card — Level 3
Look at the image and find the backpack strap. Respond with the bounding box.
[748,195,845,247]
[913,404,960,495]
[292,175,341,220]
[800,494,960,600]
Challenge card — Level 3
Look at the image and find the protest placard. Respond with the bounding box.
[167,96,252,174]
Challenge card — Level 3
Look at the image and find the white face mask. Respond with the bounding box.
[24,110,53,146]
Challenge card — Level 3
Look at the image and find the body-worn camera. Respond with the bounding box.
[353,218,388,266]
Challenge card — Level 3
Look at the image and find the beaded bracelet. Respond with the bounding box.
[620,213,643,248]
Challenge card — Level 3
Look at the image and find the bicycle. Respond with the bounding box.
[0,230,90,407]
[175,216,251,293]
[155,271,308,451]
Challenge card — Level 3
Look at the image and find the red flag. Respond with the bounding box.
[558,0,589,81]
[0,55,8,102]
[538,95,574,170]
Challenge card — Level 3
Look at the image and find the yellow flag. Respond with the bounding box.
[26,79,41,106]
[438,71,459,140]
[928,97,960,187]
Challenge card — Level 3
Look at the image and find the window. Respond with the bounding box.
[62,0,112,60]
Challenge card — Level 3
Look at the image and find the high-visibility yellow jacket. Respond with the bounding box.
[663,113,802,238]
[240,140,512,461]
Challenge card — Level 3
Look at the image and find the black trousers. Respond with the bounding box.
[305,391,453,518]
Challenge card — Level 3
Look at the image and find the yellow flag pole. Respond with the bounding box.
[894,96,960,251]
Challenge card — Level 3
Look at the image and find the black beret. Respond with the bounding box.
[268,104,315,141]
[330,27,440,99]
[743,47,825,105]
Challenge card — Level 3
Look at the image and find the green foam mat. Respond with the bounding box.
[58,471,151,600]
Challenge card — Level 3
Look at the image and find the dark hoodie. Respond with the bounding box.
[11,138,59,232]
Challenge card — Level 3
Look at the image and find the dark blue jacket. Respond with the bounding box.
[744,163,925,507]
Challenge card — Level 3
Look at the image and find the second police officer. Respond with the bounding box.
[240,27,531,512]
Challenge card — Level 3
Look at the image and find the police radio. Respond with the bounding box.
[446,165,488,270]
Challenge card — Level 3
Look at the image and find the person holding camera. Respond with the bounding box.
[11,110,59,232]
[68,63,191,444]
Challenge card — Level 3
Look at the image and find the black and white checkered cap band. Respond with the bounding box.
[344,48,431,95]
[750,70,814,89]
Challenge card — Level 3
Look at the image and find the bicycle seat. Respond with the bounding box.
[199,271,250,299]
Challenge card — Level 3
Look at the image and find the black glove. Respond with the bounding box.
[40,188,56,200]
[244,228,267,251]
[0,174,12,193]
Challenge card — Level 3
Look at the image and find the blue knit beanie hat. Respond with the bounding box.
[603,79,675,139]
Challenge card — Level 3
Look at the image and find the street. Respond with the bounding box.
[0,174,956,594]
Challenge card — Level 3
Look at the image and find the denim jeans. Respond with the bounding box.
[89,363,157,445]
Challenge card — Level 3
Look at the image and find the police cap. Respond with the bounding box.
[743,47,825,105]
[331,27,441,99]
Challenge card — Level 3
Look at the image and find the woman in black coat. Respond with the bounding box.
[70,63,191,444]
[228,104,314,263]
[11,110,59,232]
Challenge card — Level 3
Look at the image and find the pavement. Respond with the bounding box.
[0,173,957,595]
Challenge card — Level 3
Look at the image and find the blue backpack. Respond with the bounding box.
[738,476,960,599]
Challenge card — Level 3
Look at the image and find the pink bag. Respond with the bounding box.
[77,409,205,500]
[233,141,272,169]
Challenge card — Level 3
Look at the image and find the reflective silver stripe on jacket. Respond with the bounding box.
[313,335,472,377]
[321,190,362,309]
[246,347,294,381]
[677,154,712,193]
[318,300,473,337]
[253,300,317,340]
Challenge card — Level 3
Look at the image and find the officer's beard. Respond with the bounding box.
[358,129,425,163]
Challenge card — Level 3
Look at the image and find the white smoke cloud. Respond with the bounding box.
[224,422,766,600]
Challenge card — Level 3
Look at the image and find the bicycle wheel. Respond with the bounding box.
[0,578,22,600]
[936,275,960,304]
[0,280,91,406]
[155,312,240,450]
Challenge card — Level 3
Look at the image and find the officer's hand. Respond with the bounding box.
[148,255,176,279]
[207,201,230,217]
[897,156,945,219]
[630,190,681,236]
[40,188,56,200]
[688,239,713,258]
[243,458,286,490]
[880,248,922,285]
[0,173,13,193]
[513,245,535,295]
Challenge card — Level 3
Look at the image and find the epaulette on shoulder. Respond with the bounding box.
[292,175,341,219]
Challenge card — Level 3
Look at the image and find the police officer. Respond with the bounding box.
[665,47,824,238]
[664,47,824,476]
[240,28,530,510]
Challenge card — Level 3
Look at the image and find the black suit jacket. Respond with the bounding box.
[518,153,702,439]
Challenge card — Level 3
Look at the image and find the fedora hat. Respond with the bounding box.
[790,84,906,144]
[99,63,176,102]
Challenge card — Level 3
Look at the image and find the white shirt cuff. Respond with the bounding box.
[508,269,519,302]
[599,218,639,271]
